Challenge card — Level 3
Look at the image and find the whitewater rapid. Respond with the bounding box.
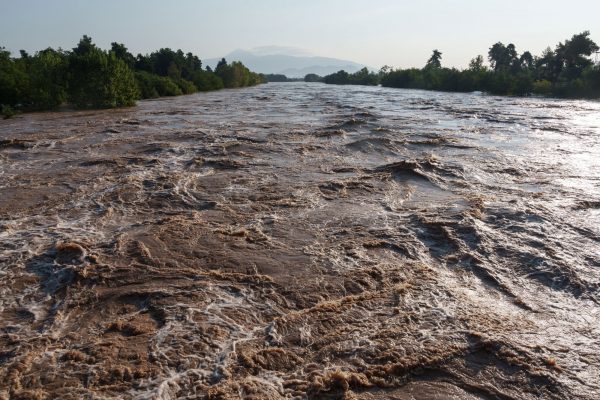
[1,83,599,399]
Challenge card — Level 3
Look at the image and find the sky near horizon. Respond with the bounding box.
[1,0,599,69]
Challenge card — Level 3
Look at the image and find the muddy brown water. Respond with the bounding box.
[0,82,599,399]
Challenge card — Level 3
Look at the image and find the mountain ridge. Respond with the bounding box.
[204,48,368,78]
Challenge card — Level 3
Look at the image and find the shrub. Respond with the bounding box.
[135,71,160,98]
[192,70,224,91]
[532,80,552,96]
[174,78,197,94]
[1,104,16,119]
[153,76,182,96]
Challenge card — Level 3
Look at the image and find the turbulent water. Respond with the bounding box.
[1,82,599,399]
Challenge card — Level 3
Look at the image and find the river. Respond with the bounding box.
[1,82,599,399]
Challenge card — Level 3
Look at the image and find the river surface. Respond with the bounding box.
[1,82,599,399]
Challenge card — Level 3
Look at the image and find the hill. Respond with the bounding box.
[205,47,368,78]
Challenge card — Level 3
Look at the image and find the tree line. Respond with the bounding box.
[262,74,304,82]
[0,36,265,117]
[319,31,600,99]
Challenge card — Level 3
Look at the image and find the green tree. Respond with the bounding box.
[73,35,94,56]
[68,36,138,108]
[426,50,442,69]
[25,48,68,110]
[182,52,202,80]
[2,37,264,112]
[555,31,599,79]
[0,48,28,107]
[534,47,559,81]
[519,51,534,72]
[110,42,135,69]
[468,55,486,71]
[150,48,178,76]
[214,59,261,88]
[323,70,350,84]
[214,58,233,86]
[350,67,379,85]
[304,73,322,82]
[192,69,224,91]
[134,53,153,73]
[488,42,518,72]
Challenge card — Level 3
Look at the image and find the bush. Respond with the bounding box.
[580,66,600,97]
[135,71,160,98]
[532,80,552,96]
[135,72,183,98]
[304,73,322,82]
[511,73,533,96]
[1,104,16,119]
[154,76,182,96]
[192,70,224,91]
[174,78,197,94]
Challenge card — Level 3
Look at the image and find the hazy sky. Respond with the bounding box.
[1,0,599,68]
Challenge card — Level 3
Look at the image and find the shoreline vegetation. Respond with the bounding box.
[298,31,600,100]
[2,32,599,119]
[0,36,265,118]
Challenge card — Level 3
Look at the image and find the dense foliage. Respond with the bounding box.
[68,37,138,108]
[1,36,264,116]
[262,74,303,82]
[214,58,264,88]
[323,68,379,86]
[304,73,322,82]
[323,32,600,99]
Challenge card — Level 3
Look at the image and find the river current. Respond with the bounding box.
[1,82,599,399]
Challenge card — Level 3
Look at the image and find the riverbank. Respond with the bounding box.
[1,36,265,118]
[321,31,600,100]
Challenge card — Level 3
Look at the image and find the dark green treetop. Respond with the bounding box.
[426,50,442,69]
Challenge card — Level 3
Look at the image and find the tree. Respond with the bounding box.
[535,47,558,81]
[167,62,181,80]
[1,37,264,112]
[519,51,534,71]
[426,50,442,69]
[488,42,518,72]
[72,35,94,56]
[182,52,201,80]
[0,48,29,108]
[323,70,350,85]
[216,58,227,71]
[191,69,223,91]
[555,31,599,79]
[215,58,233,86]
[349,67,375,85]
[213,58,262,88]
[110,42,135,69]
[68,36,138,108]
[134,53,153,73]
[25,48,68,110]
[468,55,486,72]
[488,42,504,71]
[150,48,178,76]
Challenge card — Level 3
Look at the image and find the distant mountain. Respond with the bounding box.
[204,47,368,78]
